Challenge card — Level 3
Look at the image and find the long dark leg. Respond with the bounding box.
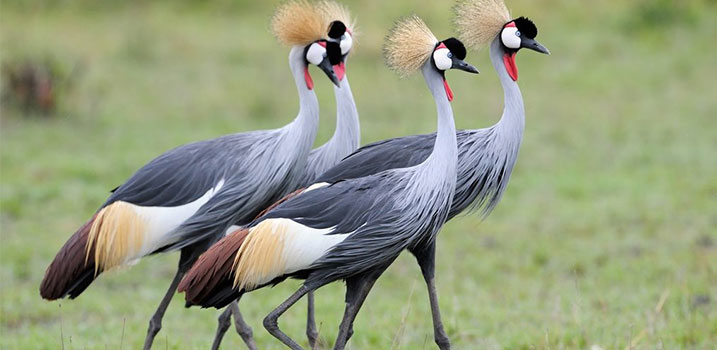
[210,301,257,350]
[211,306,233,350]
[231,301,258,350]
[306,291,319,349]
[412,243,450,350]
[142,268,185,350]
[263,284,313,350]
[334,265,390,350]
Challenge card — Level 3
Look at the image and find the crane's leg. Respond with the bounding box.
[142,267,185,350]
[264,284,314,350]
[333,266,387,350]
[412,243,451,350]
[306,291,319,349]
[231,301,258,350]
[211,306,232,350]
[210,301,257,350]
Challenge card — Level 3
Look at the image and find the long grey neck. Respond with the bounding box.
[282,45,320,149]
[418,62,457,177]
[325,70,360,157]
[488,37,525,141]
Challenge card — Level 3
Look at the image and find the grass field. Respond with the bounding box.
[1,0,716,349]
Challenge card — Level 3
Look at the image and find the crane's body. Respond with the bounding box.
[39,2,345,347]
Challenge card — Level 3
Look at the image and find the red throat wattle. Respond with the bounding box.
[443,78,453,102]
[304,66,314,90]
[503,52,518,81]
[334,62,346,81]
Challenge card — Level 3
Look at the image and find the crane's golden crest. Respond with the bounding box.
[86,201,147,274]
[454,0,511,49]
[384,16,438,77]
[318,0,355,34]
[271,0,326,46]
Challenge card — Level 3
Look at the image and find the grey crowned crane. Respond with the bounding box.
[38,1,343,349]
[212,3,361,349]
[178,16,479,350]
[222,0,551,348]
[299,2,360,187]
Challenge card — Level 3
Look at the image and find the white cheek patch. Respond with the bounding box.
[501,27,521,49]
[340,33,353,55]
[306,43,326,66]
[433,48,452,71]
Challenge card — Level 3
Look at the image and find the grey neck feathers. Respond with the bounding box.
[312,70,360,168]
[419,62,458,178]
[327,73,361,157]
[284,45,320,142]
[457,38,526,218]
[489,37,525,143]
[278,46,320,160]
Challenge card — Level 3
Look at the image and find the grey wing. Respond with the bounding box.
[314,134,435,184]
[104,136,245,208]
[449,128,513,219]
[257,175,392,234]
[103,131,278,254]
[163,129,308,251]
[256,174,413,284]
[295,147,331,188]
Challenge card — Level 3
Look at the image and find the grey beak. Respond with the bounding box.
[451,58,480,74]
[522,38,550,55]
[318,57,341,87]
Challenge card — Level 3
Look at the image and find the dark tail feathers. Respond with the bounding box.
[39,215,100,300]
[178,228,249,309]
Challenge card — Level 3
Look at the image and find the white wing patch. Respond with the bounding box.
[303,182,329,193]
[88,179,226,271]
[225,225,241,237]
[232,218,349,290]
[279,220,346,275]
[132,179,225,257]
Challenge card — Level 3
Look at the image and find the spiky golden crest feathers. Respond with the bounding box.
[85,201,147,273]
[317,0,356,34]
[384,16,439,77]
[271,0,326,46]
[454,0,511,49]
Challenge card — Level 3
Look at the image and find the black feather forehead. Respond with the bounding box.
[440,37,467,60]
[512,17,537,39]
[326,41,343,65]
[328,20,346,39]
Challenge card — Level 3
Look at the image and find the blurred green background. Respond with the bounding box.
[1,0,715,349]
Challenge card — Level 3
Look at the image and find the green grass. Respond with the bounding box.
[1,0,716,349]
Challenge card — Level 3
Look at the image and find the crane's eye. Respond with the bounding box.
[306,42,327,65]
[501,26,521,49]
[432,47,452,71]
[340,32,353,55]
